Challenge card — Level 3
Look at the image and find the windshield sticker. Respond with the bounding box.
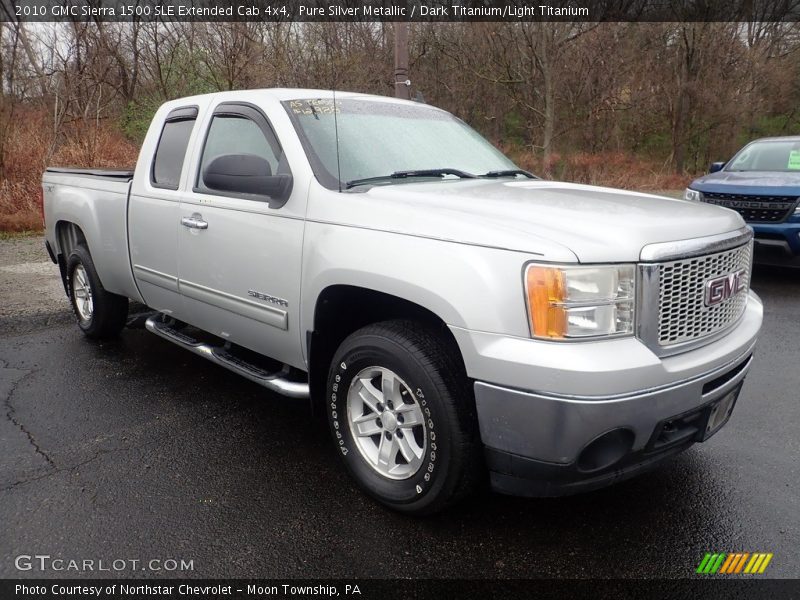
[288,99,339,116]
[789,150,800,170]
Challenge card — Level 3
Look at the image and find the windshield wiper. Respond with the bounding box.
[481,169,538,179]
[345,168,477,189]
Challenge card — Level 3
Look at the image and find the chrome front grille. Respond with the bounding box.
[656,241,753,346]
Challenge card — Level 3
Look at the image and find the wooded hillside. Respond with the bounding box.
[2,22,799,230]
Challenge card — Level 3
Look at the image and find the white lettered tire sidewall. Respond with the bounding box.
[327,337,452,509]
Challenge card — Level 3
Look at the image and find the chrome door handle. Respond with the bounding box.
[181,214,208,230]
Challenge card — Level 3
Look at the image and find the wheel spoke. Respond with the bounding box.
[76,269,87,288]
[377,434,396,466]
[353,413,377,424]
[357,378,383,413]
[396,403,425,427]
[396,434,418,462]
[381,371,401,406]
[354,420,382,437]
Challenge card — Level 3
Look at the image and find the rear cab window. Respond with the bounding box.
[151,106,199,190]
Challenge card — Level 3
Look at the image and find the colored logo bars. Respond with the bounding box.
[696,552,773,574]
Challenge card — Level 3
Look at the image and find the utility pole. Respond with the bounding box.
[394,22,410,99]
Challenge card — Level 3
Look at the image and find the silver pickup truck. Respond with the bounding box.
[43,89,762,514]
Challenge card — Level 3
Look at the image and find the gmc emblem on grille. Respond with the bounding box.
[704,269,746,307]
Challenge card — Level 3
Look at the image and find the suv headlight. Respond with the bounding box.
[525,264,635,340]
[684,188,702,202]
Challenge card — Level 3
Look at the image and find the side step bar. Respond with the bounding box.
[145,316,309,399]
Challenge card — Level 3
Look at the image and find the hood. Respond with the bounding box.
[334,179,744,263]
[691,170,800,196]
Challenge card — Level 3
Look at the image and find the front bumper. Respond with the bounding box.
[751,222,800,264]
[452,291,762,496]
[478,351,751,496]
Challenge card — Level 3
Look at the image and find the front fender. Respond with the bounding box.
[300,221,538,349]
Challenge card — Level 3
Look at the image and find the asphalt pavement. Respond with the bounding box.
[0,236,798,579]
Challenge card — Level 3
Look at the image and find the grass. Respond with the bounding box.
[506,147,696,191]
[0,211,42,232]
[0,229,42,240]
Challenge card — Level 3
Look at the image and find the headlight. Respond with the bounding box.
[525,264,635,340]
[684,188,702,202]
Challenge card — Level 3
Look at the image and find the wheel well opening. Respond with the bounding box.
[55,221,87,257]
[55,221,87,295]
[308,285,464,408]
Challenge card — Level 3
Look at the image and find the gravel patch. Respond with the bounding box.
[0,235,72,336]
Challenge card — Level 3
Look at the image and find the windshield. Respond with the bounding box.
[726,140,800,172]
[283,98,517,190]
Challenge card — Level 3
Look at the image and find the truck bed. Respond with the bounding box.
[45,167,134,180]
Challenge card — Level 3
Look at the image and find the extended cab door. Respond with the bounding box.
[176,101,306,368]
[128,106,199,315]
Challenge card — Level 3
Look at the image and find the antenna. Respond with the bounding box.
[333,87,342,193]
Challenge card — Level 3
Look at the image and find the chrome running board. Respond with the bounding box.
[145,315,309,399]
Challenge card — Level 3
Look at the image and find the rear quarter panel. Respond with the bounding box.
[43,174,143,302]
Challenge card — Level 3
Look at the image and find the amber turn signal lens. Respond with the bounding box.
[526,266,567,338]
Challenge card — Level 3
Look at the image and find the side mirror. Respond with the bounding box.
[709,161,726,174]
[203,153,293,208]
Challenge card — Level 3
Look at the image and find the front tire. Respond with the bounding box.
[67,244,128,339]
[326,320,482,515]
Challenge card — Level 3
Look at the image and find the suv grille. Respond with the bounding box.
[657,242,752,346]
[701,192,798,223]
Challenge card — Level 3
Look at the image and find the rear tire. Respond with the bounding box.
[326,320,482,515]
[67,244,128,339]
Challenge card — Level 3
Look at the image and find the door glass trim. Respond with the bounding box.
[191,101,292,205]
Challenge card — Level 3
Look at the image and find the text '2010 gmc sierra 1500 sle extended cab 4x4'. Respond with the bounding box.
[43,89,762,515]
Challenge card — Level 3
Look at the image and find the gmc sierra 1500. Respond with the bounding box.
[43,89,762,514]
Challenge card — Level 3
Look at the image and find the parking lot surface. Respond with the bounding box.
[0,236,798,578]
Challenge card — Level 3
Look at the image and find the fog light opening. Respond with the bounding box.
[576,428,635,473]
